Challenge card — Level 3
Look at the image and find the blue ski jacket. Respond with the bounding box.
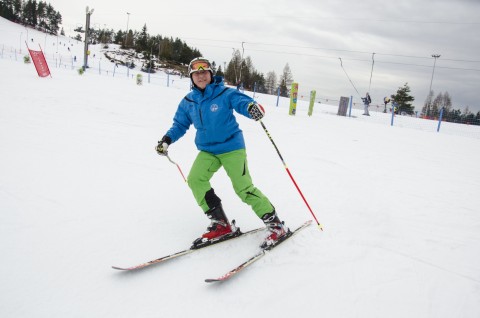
[165,76,256,155]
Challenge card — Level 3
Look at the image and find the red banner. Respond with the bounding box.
[28,48,51,77]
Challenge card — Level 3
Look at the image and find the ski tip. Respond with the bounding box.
[205,278,221,283]
[112,266,128,271]
[304,219,322,231]
[302,220,313,228]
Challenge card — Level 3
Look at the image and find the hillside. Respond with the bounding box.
[1,16,480,318]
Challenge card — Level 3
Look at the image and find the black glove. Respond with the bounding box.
[247,102,265,121]
[156,136,172,156]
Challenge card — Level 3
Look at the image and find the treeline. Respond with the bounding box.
[222,49,294,96]
[423,91,480,125]
[0,0,62,35]
[1,1,294,96]
[78,23,294,95]
[74,24,203,72]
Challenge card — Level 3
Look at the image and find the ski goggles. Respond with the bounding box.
[188,58,212,75]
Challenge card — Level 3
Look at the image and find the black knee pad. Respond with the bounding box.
[205,188,221,210]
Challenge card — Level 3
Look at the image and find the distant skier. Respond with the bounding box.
[156,57,289,248]
[383,96,391,113]
[362,92,372,116]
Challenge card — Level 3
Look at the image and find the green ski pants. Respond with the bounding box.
[187,149,273,218]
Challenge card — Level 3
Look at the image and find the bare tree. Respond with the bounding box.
[265,71,277,95]
[278,63,294,97]
[431,92,443,117]
[441,92,452,112]
[422,90,434,117]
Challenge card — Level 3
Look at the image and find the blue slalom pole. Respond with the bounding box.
[437,107,444,132]
[348,95,353,117]
[276,87,280,107]
[391,103,395,126]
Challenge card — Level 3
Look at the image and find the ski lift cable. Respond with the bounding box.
[339,57,362,98]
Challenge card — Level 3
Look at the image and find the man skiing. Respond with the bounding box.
[156,57,288,249]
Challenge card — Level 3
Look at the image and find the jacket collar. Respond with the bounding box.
[191,76,225,98]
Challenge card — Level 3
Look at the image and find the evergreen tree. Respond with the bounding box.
[250,71,266,93]
[113,30,121,44]
[210,61,217,74]
[98,28,109,45]
[448,108,462,123]
[390,83,415,115]
[225,49,242,85]
[136,24,149,52]
[216,65,224,77]
[171,38,187,63]
[159,38,172,61]
[242,56,265,91]
[178,42,190,64]
[22,0,38,27]
[241,57,253,89]
[37,0,46,31]
[47,6,61,34]
[1,0,60,31]
[149,34,161,58]
[464,108,475,124]
[0,0,16,21]
[13,0,21,21]
[123,29,134,49]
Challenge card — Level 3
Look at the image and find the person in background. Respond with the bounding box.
[156,57,289,249]
[362,92,372,116]
[383,96,391,113]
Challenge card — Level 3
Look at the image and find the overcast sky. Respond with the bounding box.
[51,0,479,112]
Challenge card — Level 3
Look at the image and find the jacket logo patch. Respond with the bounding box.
[210,104,219,112]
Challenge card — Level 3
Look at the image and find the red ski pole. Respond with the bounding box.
[166,154,187,183]
[259,120,323,230]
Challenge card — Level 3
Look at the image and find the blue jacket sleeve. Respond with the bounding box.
[165,100,192,143]
[228,89,255,119]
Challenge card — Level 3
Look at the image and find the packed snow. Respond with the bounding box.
[1,17,480,318]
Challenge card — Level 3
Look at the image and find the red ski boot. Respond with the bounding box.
[260,211,289,249]
[192,205,236,248]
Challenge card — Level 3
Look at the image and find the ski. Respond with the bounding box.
[112,225,264,271]
[205,220,312,283]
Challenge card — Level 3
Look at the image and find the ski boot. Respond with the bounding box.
[260,211,290,249]
[192,204,238,248]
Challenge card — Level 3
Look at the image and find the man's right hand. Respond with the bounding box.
[156,136,171,156]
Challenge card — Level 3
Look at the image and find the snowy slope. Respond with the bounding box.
[1,18,480,318]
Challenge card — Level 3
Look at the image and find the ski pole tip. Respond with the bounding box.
[317,223,324,231]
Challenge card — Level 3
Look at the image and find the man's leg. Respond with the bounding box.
[187,151,222,212]
[218,149,274,218]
